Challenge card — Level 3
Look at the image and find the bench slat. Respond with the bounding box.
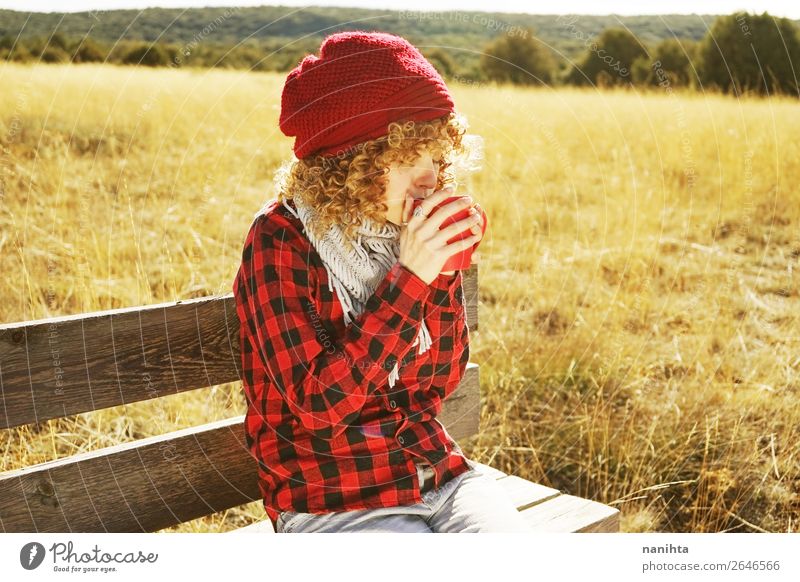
[0,267,478,429]
[0,364,479,533]
[520,493,620,532]
[467,460,507,480]
[495,474,562,510]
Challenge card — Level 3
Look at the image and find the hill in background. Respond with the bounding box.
[0,6,735,74]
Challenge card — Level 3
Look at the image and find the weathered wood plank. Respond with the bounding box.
[231,519,276,533]
[0,294,240,430]
[0,267,478,429]
[496,475,562,511]
[520,493,620,532]
[0,364,479,533]
[468,460,508,480]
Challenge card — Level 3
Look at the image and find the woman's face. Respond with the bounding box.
[381,150,441,226]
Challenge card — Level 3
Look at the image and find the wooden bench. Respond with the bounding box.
[0,264,619,533]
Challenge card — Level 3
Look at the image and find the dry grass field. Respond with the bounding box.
[1,62,798,532]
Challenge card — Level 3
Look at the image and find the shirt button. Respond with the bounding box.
[397,435,405,445]
[389,400,397,409]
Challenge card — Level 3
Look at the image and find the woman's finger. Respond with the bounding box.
[402,195,412,225]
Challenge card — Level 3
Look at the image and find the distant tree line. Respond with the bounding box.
[0,32,321,73]
[481,11,800,96]
[2,11,798,96]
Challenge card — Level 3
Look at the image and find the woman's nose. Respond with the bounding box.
[414,158,439,192]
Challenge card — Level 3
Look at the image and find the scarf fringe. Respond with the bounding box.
[275,196,432,389]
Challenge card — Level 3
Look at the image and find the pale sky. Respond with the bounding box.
[2,0,800,18]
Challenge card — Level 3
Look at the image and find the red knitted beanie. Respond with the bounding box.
[279,30,455,159]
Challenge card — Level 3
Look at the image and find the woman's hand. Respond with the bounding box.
[398,187,483,285]
[440,203,484,276]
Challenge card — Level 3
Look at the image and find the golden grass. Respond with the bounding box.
[1,62,798,532]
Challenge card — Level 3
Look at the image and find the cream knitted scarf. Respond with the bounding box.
[258,195,432,388]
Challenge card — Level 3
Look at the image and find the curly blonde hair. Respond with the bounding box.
[273,111,476,249]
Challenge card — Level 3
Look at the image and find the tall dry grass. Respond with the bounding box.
[1,62,798,532]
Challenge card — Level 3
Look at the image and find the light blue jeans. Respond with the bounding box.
[275,464,533,533]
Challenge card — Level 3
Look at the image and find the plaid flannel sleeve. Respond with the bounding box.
[239,217,431,440]
[423,270,470,407]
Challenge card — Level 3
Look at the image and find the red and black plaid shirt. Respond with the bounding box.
[232,197,473,530]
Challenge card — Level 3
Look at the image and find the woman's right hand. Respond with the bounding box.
[397,186,483,285]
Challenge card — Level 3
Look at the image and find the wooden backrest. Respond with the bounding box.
[0,265,480,532]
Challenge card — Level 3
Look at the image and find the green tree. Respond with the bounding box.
[422,48,456,79]
[697,11,800,95]
[72,38,106,63]
[122,43,169,67]
[0,36,31,62]
[0,35,14,60]
[632,38,696,87]
[49,32,70,52]
[480,28,555,85]
[566,27,647,86]
[40,45,69,63]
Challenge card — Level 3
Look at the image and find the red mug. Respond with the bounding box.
[411,195,488,271]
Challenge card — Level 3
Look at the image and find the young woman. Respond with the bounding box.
[232,30,530,533]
